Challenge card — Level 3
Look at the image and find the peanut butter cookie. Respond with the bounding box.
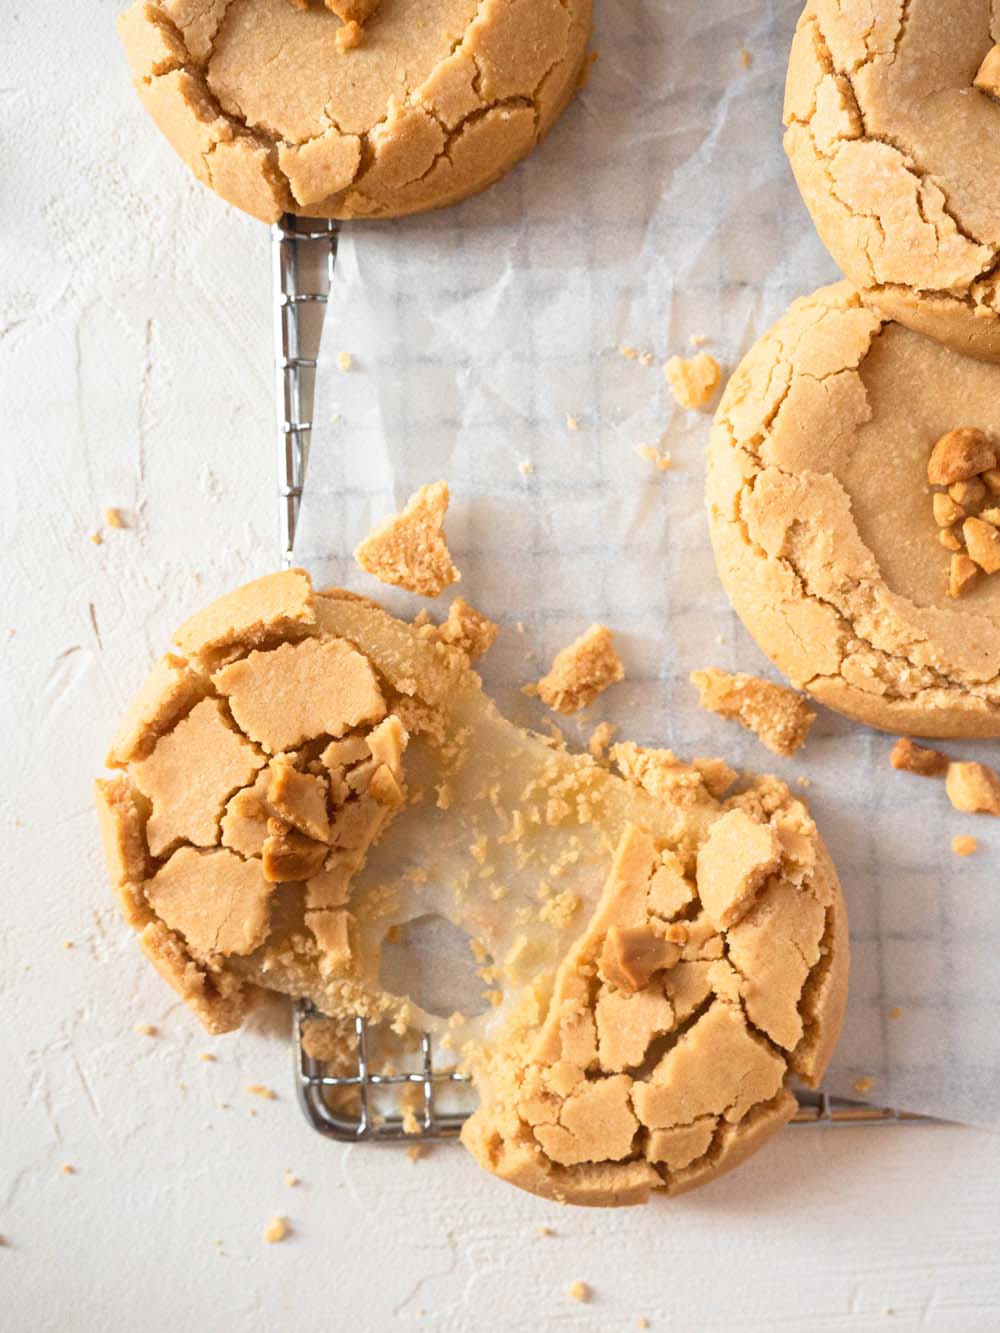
[117,0,592,222]
[97,571,847,1204]
[707,282,1000,738]
[784,1,1000,363]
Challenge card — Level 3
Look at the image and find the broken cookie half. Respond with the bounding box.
[96,570,848,1205]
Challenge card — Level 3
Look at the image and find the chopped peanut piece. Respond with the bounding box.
[354,481,460,597]
[334,18,363,50]
[963,517,1000,574]
[980,508,1000,526]
[973,44,1000,97]
[927,428,996,485]
[567,1282,591,1304]
[529,624,624,715]
[945,762,1000,815]
[948,553,979,599]
[932,492,965,527]
[889,737,948,778]
[950,478,987,508]
[325,0,381,19]
[664,352,721,410]
[939,528,962,552]
[983,469,1000,494]
[263,1216,288,1244]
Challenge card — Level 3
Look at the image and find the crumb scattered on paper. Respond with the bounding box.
[285,1172,300,1187]
[61,1164,75,1176]
[952,835,978,857]
[635,444,672,471]
[518,460,535,476]
[103,507,126,530]
[528,624,624,714]
[355,480,460,597]
[740,48,752,68]
[691,667,815,757]
[853,1077,875,1096]
[565,413,580,432]
[198,1051,217,1062]
[665,352,721,409]
[247,1084,277,1100]
[890,737,948,777]
[90,532,103,546]
[406,1144,427,1163]
[263,1216,289,1244]
[946,761,1000,815]
[568,1281,591,1304]
[133,1023,157,1037]
[888,1006,903,1020]
[536,1225,554,1237]
[338,351,353,371]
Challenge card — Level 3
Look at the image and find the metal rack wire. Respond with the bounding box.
[271,213,925,1142]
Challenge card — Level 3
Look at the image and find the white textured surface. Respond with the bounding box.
[2,4,999,1331]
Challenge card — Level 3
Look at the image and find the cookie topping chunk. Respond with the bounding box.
[355,481,460,598]
[664,353,721,410]
[945,761,1000,815]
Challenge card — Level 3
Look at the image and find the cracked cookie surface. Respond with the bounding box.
[117,0,592,222]
[96,569,847,1204]
[707,281,1000,738]
[784,0,1000,362]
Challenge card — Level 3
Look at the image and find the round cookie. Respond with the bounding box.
[96,570,848,1206]
[707,281,1000,738]
[117,0,592,223]
[784,1,1000,363]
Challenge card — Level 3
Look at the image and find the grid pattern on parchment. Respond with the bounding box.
[273,216,926,1141]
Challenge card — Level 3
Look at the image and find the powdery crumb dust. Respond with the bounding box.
[664,352,721,410]
[691,668,816,757]
[355,480,460,597]
[528,625,624,715]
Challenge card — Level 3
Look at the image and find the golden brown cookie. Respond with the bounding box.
[784,1,1000,363]
[97,571,847,1203]
[117,0,592,222]
[707,282,1000,738]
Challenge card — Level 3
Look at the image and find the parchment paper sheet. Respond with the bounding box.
[294,0,1000,1127]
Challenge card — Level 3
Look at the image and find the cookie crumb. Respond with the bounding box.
[889,737,948,777]
[566,413,581,432]
[664,352,721,410]
[691,667,815,756]
[103,507,126,530]
[619,344,638,361]
[246,1084,278,1100]
[888,1006,903,1020]
[635,444,673,471]
[536,1225,554,1237]
[263,1216,289,1244]
[740,48,752,68]
[61,1164,75,1176]
[588,720,617,758]
[528,625,624,715]
[796,775,812,788]
[62,940,75,950]
[689,333,708,347]
[952,835,978,857]
[133,1023,157,1037]
[567,1281,591,1304]
[89,532,103,546]
[945,761,1000,815]
[198,1051,217,1062]
[853,1077,874,1096]
[518,460,535,476]
[337,350,353,371]
[405,1144,427,1163]
[637,1320,651,1330]
[355,480,460,597]
[285,1171,300,1187]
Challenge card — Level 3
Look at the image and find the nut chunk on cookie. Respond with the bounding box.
[355,482,460,597]
[945,762,1000,815]
[528,625,624,715]
[691,668,816,757]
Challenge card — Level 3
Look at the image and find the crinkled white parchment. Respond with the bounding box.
[294,0,1000,1127]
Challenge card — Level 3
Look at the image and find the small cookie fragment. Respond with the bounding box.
[529,625,624,715]
[432,597,498,661]
[974,45,1000,97]
[889,737,948,778]
[664,353,721,410]
[963,517,1000,574]
[263,1216,288,1244]
[691,668,816,757]
[927,428,996,486]
[354,481,460,598]
[567,1282,591,1304]
[103,507,126,529]
[952,835,978,857]
[945,761,1000,815]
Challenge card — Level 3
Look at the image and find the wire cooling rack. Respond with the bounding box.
[271,214,925,1141]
